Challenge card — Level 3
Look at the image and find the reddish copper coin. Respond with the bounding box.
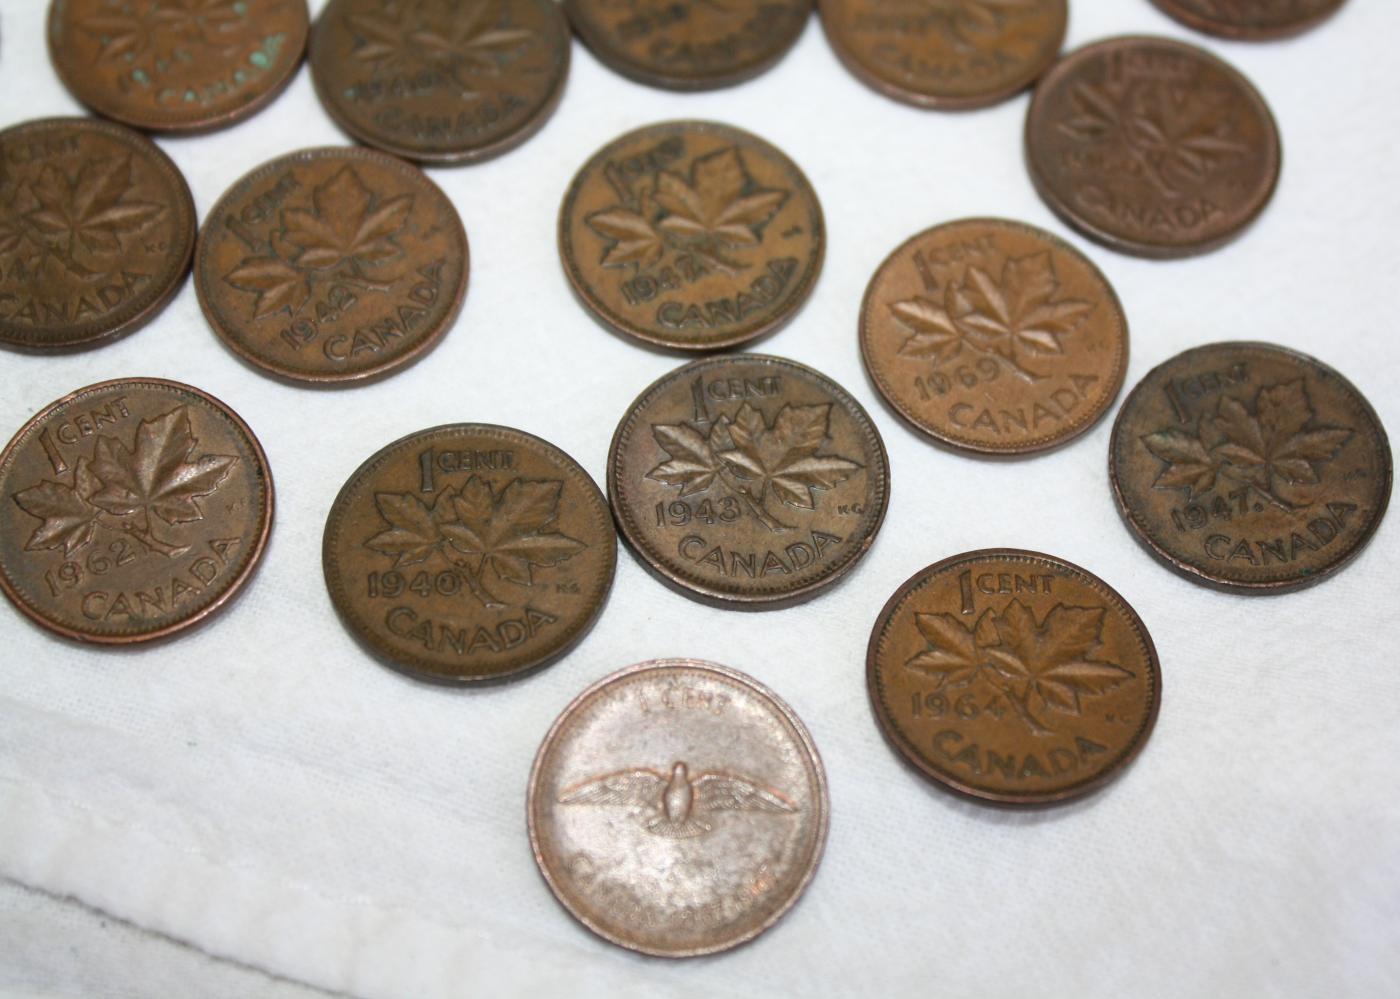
[0,379,274,644]
[309,0,571,165]
[860,218,1128,456]
[868,550,1161,805]
[0,117,195,352]
[528,659,829,956]
[1110,342,1391,593]
[48,0,309,133]
[1150,0,1349,40]
[1025,35,1281,258]
[195,146,468,385]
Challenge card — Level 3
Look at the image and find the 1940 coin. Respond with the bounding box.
[868,550,1161,805]
[1150,0,1348,40]
[529,659,828,956]
[1110,342,1391,593]
[0,379,274,644]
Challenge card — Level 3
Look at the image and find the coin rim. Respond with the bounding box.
[1148,0,1348,41]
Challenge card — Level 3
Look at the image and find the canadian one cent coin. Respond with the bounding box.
[529,659,828,956]
[323,424,616,683]
[1110,342,1391,593]
[818,0,1066,110]
[1025,36,1281,259]
[0,117,195,352]
[309,0,570,165]
[195,146,468,385]
[868,550,1161,805]
[609,354,889,608]
[0,379,274,644]
[860,218,1127,456]
[48,0,309,133]
[560,121,824,351]
[564,0,810,91]
[1150,0,1348,41]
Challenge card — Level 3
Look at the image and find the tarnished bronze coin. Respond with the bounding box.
[1110,342,1391,593]
[1025,36,1281,259]
[560,121,824,352]
[1150,0,1348,41]
[564,0,810,91]
[322,425,616,683]
[0,117,195,352]
[48,0,309,133]
[868,550,1161,805]
[195,146,468,385]
[0,379,274,644]
[528,659,828,956]
[309,0,570,165]
[609,354,889,608]
[819,0,1066,110]
[860,218,1127,456]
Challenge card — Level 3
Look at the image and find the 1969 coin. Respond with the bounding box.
[1150,0,1348,40]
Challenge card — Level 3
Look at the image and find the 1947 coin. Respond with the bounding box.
[195,146,468,385]
[529,659,828,956]
[1110,342,1391,593]
[1025,36,1281,258]
[0,379,274,644]
[323,424,616,683]
[868,550,1161,805]
[860,218,1127,456]
[1150,0,1348,41]
[560,121,824,352]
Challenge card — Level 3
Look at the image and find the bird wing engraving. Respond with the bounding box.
[692,773,797,815]
[557,769,666,807]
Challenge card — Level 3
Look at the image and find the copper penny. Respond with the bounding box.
[48,0,309,133]
[322,424,616,683]
[195,146,468,385]
[860,218,1128,456]
[1025,35,1281,259]
[0,379,274,644]
[0,117,194,353]
[563,0,810,91]
[818,0,1066,110]
[1110,342,1391,593]
[609,354,889,608]
[868,550,1161,805]
[1150,0,1348,41]
[528,659,828,956]
[309,0,570,165]
[560,121,824,352]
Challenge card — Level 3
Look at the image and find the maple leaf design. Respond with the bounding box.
[81,6,159,61]
[587,194,664,270]
[715,403,862,511]
[282,167,412,272]
[223,256,311,321]
[647,422,725,498]
[905,610,999,689]
[0,209,24,256]
[12,459,104,556]
[1141,425,1219,499]
[348,0,530,79]
[439,477,586,586]
[363,488,458,568]
[25,157,161,259]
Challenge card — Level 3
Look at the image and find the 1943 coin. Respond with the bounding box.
[1150,0,1348,40]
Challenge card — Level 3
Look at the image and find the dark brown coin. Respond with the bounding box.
[564,0,810,91]
[860,218,1128,456]
[818,0,1066,110]
[309,0,570,165]
[609,354,889,608]
[1110,342,1391,593]
[560,121,824,352]
[528,659,828,956]
[48,0,309,133]
[322,424,616,683]
[0,117,195,352]
[1025,36,1281,259]
[0,379,274,644]
[195,146,468,385]
[1150,0,1348,40]
[867,550,1161,805]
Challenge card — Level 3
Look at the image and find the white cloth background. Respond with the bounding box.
[1,1,1397,996]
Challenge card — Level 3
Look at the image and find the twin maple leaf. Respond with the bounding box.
[347,0,530,78]
[83,1,248,62]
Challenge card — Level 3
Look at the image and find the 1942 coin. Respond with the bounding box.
[1150,0,1348,40]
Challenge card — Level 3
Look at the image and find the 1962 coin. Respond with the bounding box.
[868,550,1161,805]
[0,379,274,644]
[1150,0,1348,40]
[860,218,1127,456]
[529,659,828,956]
[1110,342,1391,593]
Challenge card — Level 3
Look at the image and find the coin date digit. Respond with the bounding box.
[654,497,742,528]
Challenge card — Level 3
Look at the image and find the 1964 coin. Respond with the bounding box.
[323,424,616,683]
[529,659,828,956]
[560,121,824,351]
[1025,36,1281,258]
[310,0,570,164]
[1150,0,1348,40]
[195,146,468,385]
[868,550,1161,804]
[1110,342,1391,593]
[860,218,1127,456]
[609,354,889,608]
[0,379,274,644]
